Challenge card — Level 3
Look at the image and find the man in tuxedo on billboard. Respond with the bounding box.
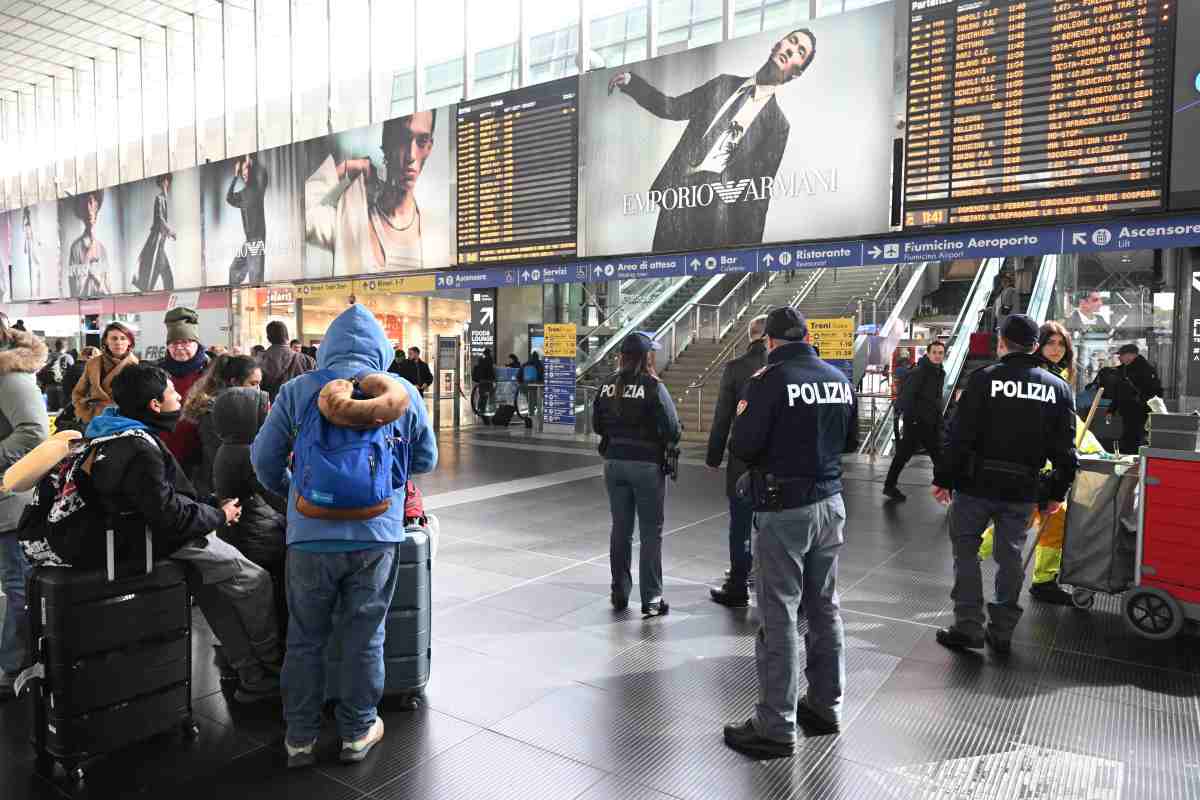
[609,29,816,252]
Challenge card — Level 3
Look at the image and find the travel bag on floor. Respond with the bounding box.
[492,403,517,426]
[326,525,431,708]
[22,527,197,782]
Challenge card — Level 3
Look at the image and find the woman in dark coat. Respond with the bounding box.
[182,354,263,496]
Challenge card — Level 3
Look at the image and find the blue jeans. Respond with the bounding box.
[604,459,665,605]
[282,545,399,745]
[729,495,754,583]
[0,535,31,674]
[753,495,846,741]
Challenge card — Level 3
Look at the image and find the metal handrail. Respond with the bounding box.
[575,277,678,345]
[684,267,825,432]
[575,276,697,378]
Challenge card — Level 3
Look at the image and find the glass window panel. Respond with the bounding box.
[292,0,330,144]
[762,0,811,31]
[690,17,722,47]
[142,37,170,177]
[74,68,98,192]
[224,4,258,158]
[195,13,226,164]
[419,0,465,108]
[843,0,885,9]
[816,0,844,16]
[18,92,36,202]
[94,59,120,190]
[55,76,76,197]
[588,0,648,68]
[166,28,196,170]
[5,100,23,208]
[254,0,290,149]
[658,0,691,32]
[371,0,415,121]
[330,0,371,132]
[470,0,518,96]
[525,0,579,80]
[36,84,55,202]
[117,47,145,182]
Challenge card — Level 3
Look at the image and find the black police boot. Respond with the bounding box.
[710,579,750,608]
[882,484,907,501]
[722,719,795,759]
[641,598,669,618]
[611,591,628,612]
[936,627,985,650]
[724,568,755,588]
[1028,579,1072,606]
[795,700,840,736]
[985,629,1012,656]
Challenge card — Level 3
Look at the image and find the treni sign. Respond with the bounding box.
[431,213,1200,291]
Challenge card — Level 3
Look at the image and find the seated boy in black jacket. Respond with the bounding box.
[87,364,283,703]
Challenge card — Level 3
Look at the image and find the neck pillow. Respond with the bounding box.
[318,373,410,429]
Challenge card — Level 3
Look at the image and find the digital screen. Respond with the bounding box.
[1170,0,1200,208]
[903,0,1175,229]
[456,77,579,264]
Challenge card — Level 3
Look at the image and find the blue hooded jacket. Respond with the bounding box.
[250,304,437,547]
[85,405,149,438]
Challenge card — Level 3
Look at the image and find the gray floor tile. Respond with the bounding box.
[422,642,577,727]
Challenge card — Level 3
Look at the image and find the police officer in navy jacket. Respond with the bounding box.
[933,314,1077,655]
[722,307,857,759]
[593,332,681,618]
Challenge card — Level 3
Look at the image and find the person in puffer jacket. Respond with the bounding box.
[213,387,287,630]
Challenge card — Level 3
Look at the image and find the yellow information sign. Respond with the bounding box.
[296,280,353,298]
[543,323,577,358]
[806,318,855,361]
[353,275,437,296]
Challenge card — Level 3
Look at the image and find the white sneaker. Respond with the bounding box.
[285,738,316,769]
[340,717,384,763]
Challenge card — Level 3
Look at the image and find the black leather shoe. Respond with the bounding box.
[883,485,907,501]
[1028,580,1072,606]
[722,720,795,759]
[985,630,1012,655]
[710,581,750,608]
[641,599,669,618]
[936,627,985,650]
[724,568,755,588]
[795,701,840,736]
[611,592,628,612]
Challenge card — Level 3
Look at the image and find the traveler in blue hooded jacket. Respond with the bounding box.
[251,304,437,768]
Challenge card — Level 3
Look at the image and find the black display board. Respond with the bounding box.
[904,0,1175,229]
[456,77,579,265]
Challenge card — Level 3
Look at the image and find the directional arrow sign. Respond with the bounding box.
[480,307,495,326]
[690,258,701,271]
[1072,233,1087,246]
[763,253,774,266]
[593,266,603,277]
[521,270,530,281]
[869,246,882,259]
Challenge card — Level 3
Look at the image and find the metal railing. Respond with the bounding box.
[574,276,698,378]
[940,257,1004,412]
[683,268,825,432]
[647,273,729,371]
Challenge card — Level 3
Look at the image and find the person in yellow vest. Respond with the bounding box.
[978,321,1101,604]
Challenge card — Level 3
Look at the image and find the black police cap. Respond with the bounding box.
[1000,314,1039,348]
[620,332,661,354]
[765,307,808,341]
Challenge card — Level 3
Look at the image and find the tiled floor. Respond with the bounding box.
[2,430,1199,799]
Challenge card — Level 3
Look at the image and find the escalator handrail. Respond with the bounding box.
[575,276,696,378]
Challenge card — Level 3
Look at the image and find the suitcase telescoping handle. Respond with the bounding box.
[104,524,153,582]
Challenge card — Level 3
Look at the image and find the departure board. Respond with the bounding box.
[904,0,1175,230]
[456,77,579,264]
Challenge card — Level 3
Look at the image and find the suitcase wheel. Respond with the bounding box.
[1124,587,1184,640]
[1071,588,1095,610]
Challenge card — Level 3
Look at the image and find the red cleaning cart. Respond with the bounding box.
[1125,448,1200,639]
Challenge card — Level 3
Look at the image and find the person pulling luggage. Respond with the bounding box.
[592,332,681,618]
[722,307,857,758]
[933,314,1078,654]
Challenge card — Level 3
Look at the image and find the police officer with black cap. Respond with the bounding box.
[722,307,857,759]
[933,313,1078,655]
[593,332,682,618]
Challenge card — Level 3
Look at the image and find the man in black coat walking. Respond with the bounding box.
[1115,343,1162,455]
[705,315,768,607]
[884,340,946,501]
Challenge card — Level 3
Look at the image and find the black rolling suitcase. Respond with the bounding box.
[22,528,196,781]
[327,526,431,709]
[492,404,517,426]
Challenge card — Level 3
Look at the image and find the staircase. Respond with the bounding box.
[665,264,895,443]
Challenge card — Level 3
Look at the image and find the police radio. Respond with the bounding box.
[662,445,680,481]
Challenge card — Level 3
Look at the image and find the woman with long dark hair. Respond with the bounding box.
[134,174,176,292]
[592,333,681,617]
[184,354,263,496]
[71,322,139,425]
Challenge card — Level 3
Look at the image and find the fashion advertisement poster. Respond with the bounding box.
[0,211,12,303]
[10,202,61,302]
[201,146,306,285]
[299,107,454,277]
[578,4,894,257]
[117,170,204,294]
[57,188,126,300]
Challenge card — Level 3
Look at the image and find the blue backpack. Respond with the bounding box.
[293,371,410,520]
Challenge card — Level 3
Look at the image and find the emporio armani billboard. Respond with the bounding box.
[578,4,894,257]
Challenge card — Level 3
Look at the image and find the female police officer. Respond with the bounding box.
[592,332,681,617]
